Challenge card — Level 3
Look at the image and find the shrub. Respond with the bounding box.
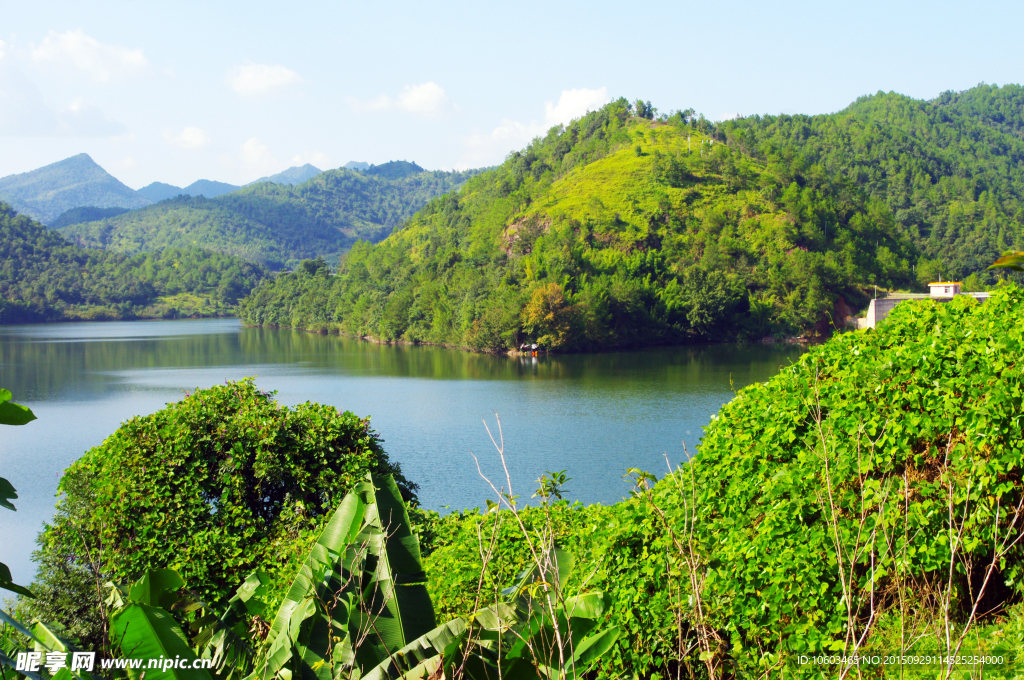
[671,285,1024,671]
[24,379,412,650]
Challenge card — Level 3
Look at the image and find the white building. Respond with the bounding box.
[860,282,990,328]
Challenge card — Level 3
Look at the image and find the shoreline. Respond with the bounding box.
[239,320,818,355]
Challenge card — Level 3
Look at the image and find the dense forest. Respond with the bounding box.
[240,85,1024,351]
[0,203,268,322]
[719,83,1024,281]
[59,162,483,270]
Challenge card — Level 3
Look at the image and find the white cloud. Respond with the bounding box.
[458,87,610,169]
[291,150,331,167]
[239,137,279,176]
[31,30,148,82]
[164,126,211,150]
[348,82,454,119]
[227,63,301,97]
[118,156,138,170]
[0,40,7,61]
[543,87,610,127]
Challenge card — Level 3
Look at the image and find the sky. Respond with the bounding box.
[1,0,1022,189]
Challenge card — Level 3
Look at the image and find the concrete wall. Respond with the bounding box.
[863,293,991,328]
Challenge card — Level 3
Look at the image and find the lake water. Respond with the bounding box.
[0,318,804,585]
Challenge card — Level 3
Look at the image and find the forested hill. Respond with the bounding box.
[719,83,1024,280]
[58,163,482,270]
[0,203,268,323]
[240,98,924,351]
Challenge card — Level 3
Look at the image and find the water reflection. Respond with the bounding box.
[0,318,804,585]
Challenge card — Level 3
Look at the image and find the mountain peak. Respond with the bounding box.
[248,164,322,187]
[0,154,150,224]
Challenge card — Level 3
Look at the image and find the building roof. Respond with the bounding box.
[928,281,962,286]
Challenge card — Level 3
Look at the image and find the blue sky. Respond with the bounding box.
[1,0,1021,188]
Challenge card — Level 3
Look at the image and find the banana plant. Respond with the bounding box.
[191,570,272,679]
[245,473,435,680]
[364,545,620,680]
[0,607,98,680]
[106,568,213,680]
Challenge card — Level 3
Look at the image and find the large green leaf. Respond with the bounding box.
[361,619,467,680]
[0,390,36,426]
[352,475,436,667]
[570,626,620,672]
[0,477,17,511]
[0,561,33,597]
[111,603,213,680]
[990,251,1024,271]
[129,568,185,609]
[32,621,76,652]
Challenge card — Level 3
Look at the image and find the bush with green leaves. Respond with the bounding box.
[25,379,413,651]
[660,284,1024,671]
[421,499,680,680]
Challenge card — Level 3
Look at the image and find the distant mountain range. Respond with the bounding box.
[136,165,325,203]
[1,153,482,269]
[0,154,150,225]
[137,179,241,202]
[0,156,333,224]
[58,161,484,269]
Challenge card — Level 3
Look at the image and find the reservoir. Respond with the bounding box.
[0,318,804,584]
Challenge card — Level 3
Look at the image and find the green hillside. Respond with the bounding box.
[240,98,921,350]
[49,205,131,229]
[0,153,150,225]
[0,203,268,322]
[59,162,481,269]
[720,83,1024,282]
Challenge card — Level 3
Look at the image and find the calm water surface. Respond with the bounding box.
[0,318,804,584]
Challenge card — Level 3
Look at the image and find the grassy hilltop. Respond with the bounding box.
[242,98,920,350]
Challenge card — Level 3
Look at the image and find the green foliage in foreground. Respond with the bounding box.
[682,285,1024,666]
[24,380,413,652]
[59,164,482,270]
[242,98,920,350]
[1,389,37,598]
[0,204,269,322]
[421,286,1024,676]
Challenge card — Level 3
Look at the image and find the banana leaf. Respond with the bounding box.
[248,481,368,680]
[111,603,212,680]
[351,475,435,668]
